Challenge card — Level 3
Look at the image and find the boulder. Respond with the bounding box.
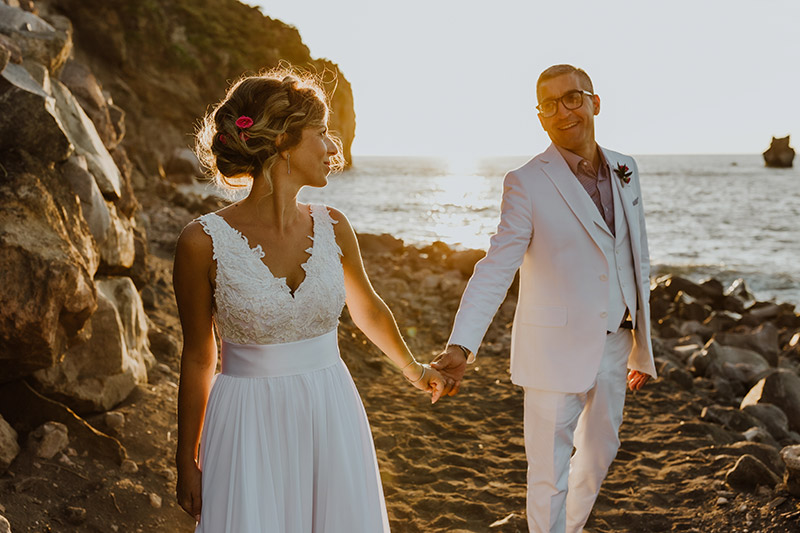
[357,233,404,255]
[658,275,718,303]
[0,62,72,161]
[743,403,792,442]
[31,277,153,413]
[164,147,203,184]
[699,340,771,385]
[718,441,785,477]
[741,371,800,433]
[445,248,486,278]
[742,426,780,449]
[27,421,69,459]
[673,291,712,322]
[59,60,121,150]
[781,445,800,496]
[61,154,110,242]
[0,151,99,381]
[700,405,764,433]
[714,323,780,366]
[49,77,122,198]
[0,513,9,533]
[0,3,71,76]
[703,311,741,333]
[0,414,20,473]
[98,201,136,269]
[726,278,756,309]
[725,454,780,490]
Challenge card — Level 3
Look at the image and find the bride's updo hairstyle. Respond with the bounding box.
[195,67,344,191]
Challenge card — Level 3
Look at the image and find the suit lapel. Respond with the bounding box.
[602,147,641,250]
[540,144,610,248]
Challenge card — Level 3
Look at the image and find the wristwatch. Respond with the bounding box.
[448,344,475,364]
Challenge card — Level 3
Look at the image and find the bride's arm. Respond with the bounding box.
[329,208,444,402]
[173,221,218,521]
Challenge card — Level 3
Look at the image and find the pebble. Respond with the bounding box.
[58,453,76,467]
[64,506,86,525]
[737,503,747,512]
[149,493,162,509]
[120,459,138,474]
[28,421,69,459]
[157,362,171,374]
[0,514,9,533]
[716,496,729,505]
[161,468,176,481]
[105,412,125,431]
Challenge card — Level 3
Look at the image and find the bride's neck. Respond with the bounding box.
[241,174,303,234]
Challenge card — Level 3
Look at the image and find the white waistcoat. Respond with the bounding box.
[596,179,638,332]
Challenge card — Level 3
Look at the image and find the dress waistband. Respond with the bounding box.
[220,329,339,378]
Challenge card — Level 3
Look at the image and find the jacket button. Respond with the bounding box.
[600,311,608,318]
[599,274,608,281]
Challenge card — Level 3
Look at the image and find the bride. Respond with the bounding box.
[173,68,444,532]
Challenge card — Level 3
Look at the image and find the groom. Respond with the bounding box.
[432,64,657,533]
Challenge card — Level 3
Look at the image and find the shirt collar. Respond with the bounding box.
[554,144,607,178]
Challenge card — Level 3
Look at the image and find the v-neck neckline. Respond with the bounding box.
[211,206,317,299]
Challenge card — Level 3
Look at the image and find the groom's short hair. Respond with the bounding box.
[536,65,594,100]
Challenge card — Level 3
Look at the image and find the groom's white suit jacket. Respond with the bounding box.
[449,143,657,393]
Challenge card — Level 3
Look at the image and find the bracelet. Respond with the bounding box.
[406,363,426,384]
[399,358,417,372]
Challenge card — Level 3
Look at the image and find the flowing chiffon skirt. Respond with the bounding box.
[195,330,390,533]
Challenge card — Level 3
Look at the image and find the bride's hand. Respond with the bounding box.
[403,362,445,404]
[177,461,203,522]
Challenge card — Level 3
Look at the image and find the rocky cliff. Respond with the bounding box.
[0,0,354,478]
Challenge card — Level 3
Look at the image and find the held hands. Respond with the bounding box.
[627,369,650,392]
[430,345,468,397]
[403,361,445,404]
[176,460,202,523]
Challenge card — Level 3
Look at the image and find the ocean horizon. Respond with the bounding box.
[185,153,800,306]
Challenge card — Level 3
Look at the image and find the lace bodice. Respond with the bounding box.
[197,204,346,344]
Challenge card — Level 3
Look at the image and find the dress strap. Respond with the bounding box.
[309,204,343,258]
[196,213,231,262]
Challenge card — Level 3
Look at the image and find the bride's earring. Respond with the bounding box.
[286,153,291,175]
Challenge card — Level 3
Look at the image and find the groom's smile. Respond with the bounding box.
[537,72,601,160]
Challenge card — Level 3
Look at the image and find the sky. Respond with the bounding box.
[253,0,800,157]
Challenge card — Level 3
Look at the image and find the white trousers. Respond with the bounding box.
[523,329,633,533]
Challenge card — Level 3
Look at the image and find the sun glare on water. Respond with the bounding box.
[421,155,499,249]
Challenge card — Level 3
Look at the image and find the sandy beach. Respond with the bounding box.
[2,182,799,532]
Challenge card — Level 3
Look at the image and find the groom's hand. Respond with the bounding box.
[627,370,650,391]
[430,345,468,397]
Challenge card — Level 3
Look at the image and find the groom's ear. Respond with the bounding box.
[591,94,601,116]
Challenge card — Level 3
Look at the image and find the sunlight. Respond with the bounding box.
[443,153,480,178]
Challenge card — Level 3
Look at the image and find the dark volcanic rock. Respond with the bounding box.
[763,135,795,168]
[741,371,800,434]
[725,454,780,490]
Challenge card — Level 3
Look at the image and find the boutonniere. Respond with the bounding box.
[613,163,632,186]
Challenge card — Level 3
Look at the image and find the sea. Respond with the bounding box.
[190,154,800,306]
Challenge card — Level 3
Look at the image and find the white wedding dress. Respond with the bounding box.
[195,204,390,533]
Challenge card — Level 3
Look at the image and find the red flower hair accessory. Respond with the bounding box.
[218,133,227,145]
[235,115,254,129]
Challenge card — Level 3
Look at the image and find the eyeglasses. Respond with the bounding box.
[536,90,594,118]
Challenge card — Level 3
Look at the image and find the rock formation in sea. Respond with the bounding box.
[763,135,795,168]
